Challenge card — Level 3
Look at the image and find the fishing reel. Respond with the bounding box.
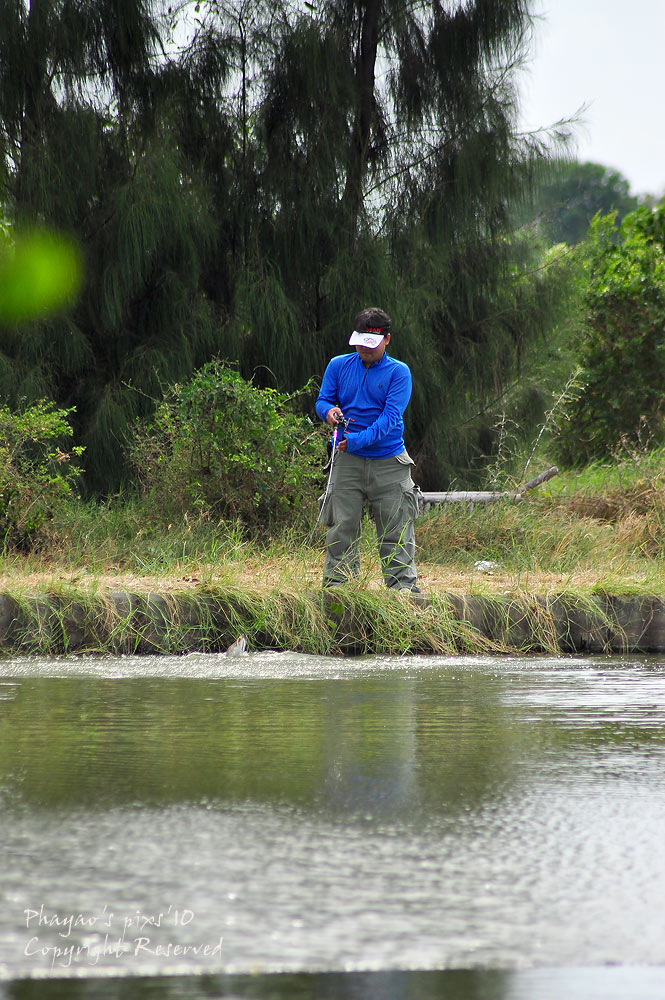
[325,413,349,464]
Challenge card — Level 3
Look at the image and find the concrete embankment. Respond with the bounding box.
[1,590,665,657]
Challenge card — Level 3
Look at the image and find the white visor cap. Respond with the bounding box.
[349,330,385,349]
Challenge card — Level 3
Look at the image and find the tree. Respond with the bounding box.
[0,0,238,490]
[200,0,571,486]
[532,160,639,246]
[556,205,665,465]
[0,0,571,493]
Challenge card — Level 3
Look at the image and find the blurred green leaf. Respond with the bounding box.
[0,228,83,323]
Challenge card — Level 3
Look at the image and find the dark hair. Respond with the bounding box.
[354,307,391,333]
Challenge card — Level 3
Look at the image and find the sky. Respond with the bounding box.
[519,0,665,197]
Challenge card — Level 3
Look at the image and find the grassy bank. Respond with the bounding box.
[1,451,664,656]
[4,451,665,596]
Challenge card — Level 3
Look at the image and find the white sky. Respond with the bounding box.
[519,0,665,197]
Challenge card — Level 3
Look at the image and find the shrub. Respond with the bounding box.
[556,207,665,464]
[129,360,325,530]
[0,400,84,550]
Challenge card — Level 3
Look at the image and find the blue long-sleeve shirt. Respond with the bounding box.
[315,351,412,458]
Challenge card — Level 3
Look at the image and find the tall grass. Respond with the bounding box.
[2,443,665,600]
[2,448,665,655]
[0,580,517,657]
[417,441,665,576]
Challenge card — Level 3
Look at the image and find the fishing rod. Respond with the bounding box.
[308,415,349,544]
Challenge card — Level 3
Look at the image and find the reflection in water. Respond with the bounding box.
[0,668,543,817]
[1,653,665,991]
[2,969,508,1000]
[5,967,665,1000]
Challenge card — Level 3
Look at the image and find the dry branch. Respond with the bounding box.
[419,466,558,513]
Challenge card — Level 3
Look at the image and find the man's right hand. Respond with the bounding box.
[326,407,344,426]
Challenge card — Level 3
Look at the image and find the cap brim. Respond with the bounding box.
[349,330,385,348]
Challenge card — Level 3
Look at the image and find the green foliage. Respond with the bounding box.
[243,0,573,487]
[0,400,84,550]
[129,360,324,529]
[556,206,665,465]
[531,160,639,246]
[0,226,82,323]
[0,0,235,493]
[0,0,574,495]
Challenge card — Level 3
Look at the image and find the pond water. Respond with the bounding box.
[1,651,665,999]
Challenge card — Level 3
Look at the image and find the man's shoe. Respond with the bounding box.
[398,586,427,606]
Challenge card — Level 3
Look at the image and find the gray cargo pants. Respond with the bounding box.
[321,450,420,590]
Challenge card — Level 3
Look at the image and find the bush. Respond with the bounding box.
[129,360,325,530]
[556,206,665,464]
[0,400,84,550]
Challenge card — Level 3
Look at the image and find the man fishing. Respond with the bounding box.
[315,307,422,596]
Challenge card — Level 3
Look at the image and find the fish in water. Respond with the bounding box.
[225,636,248,656]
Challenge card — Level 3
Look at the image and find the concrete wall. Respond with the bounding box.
[2,591,665,657]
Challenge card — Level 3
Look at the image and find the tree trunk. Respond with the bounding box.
[16,0,49,216]
[342,0,381,235]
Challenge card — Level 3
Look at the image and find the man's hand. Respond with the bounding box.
[336,438,348,452]
[326,406,344,426]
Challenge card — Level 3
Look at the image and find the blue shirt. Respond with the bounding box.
[315,351,412,458]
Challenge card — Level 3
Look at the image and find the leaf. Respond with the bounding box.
[0,228,83,323]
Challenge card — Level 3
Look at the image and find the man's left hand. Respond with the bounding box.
[336,438,347,452]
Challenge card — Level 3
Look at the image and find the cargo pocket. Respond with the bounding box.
[400,479,421,521]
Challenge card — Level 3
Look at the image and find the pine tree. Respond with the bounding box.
[0,0,572,493]
[0,0,238,490]
[200,0,570,485]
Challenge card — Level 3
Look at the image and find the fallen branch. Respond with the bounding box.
[418,466,558,513]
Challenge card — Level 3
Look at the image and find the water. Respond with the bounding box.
[1,651,665,999]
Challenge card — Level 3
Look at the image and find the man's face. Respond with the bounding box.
[355,332,390,365]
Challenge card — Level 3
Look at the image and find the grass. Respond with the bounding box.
[1,447,665,655]
[0,579,515,657]
[414,444,665,591]
[3,463,665,599]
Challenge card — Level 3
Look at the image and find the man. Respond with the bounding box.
[315,307,422,594]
